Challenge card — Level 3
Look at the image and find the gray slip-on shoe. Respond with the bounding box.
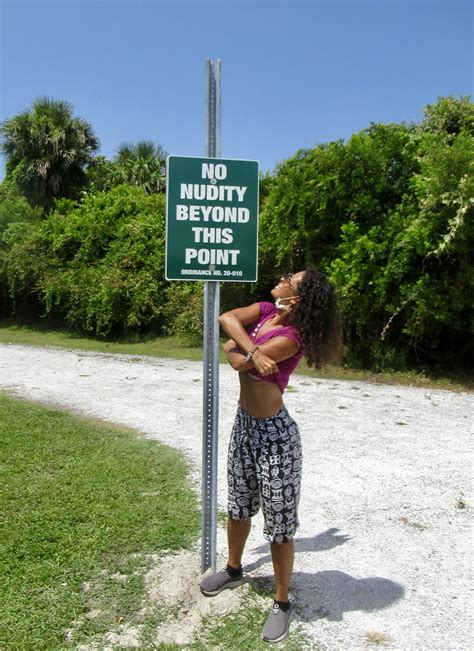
[262,602,293,643]
[200,566,244,597]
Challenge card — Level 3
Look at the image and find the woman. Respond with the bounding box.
[200,267,343,643]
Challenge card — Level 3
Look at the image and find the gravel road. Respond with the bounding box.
[1,343,472,650]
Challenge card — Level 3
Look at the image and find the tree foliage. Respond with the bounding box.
[328,101,473,370]
[260,122,419,271]
[0,97,99,212]
[83,141,168,198]
[0,95,472,372]
[113,140,167,193]
[0,178,42,243]
[259,96,473,371]
[1,186,167,336]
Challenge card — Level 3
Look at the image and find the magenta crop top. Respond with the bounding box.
[245,301,303,393]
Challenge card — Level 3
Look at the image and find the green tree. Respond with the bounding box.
[330,98,473,371]
[396,122,474,367]
[0,178,41,241]
[113,140,167,193]
[0,178,42,317]
[0,97,99,212]
[2,185,167,336]
[259,96,472,372]
[84,155,117,193]
[162,282,204,346]
[259,122,419,274]
[419,95,474,140]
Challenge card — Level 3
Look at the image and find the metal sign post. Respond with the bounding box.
[164,60,259,574]
[202,59,221,574]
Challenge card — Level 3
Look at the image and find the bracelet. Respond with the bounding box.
[244,345,259,363]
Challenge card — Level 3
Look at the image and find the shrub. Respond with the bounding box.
[163,282,204,346]
[2,185,167,337]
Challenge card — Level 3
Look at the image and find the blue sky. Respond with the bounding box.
[0,0,472,178]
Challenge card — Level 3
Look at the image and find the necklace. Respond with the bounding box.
[250,320,263,340]
[250,315,281,340]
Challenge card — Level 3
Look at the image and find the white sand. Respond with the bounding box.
[1,343,472,650]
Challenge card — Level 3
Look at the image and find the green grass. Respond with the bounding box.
[193,593,315,650]
[0,317,472,392]
[0,317,205,362]
[0,394,200,650]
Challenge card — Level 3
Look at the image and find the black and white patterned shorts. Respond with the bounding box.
[227,405,302,544]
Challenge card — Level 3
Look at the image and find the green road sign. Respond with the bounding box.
[166,156,259,282]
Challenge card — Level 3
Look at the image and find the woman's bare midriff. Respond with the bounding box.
[238,371,284,418]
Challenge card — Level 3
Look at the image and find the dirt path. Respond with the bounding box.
[1,343,472,650]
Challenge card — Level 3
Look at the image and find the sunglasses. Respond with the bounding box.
[281,272,297,293]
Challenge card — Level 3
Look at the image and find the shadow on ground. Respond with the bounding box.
[249,570,404,623]
[246,528,405,622]
[295,569,404,622]
[246,527,352,572]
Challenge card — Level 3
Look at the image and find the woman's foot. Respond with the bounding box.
[262,601,293,643]
[200,564,244,597]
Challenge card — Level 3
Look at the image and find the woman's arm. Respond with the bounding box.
[218,303,261,351]
[224,336,300,374]
[219,305,279,376]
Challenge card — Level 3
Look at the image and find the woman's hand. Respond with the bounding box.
[223,339,238,353]
[251,348,279,376]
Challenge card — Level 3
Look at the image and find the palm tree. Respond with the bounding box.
[0,96,99,212]
[114,140,167,193]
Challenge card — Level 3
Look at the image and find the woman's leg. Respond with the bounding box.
[258,407,302,602]
[227,517,252,568]
[270,538,294,601]
[226,408,260,570]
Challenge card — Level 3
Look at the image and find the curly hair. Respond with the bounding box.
[290,267,344,369]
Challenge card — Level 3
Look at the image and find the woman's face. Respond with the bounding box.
[271,271,305,300]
